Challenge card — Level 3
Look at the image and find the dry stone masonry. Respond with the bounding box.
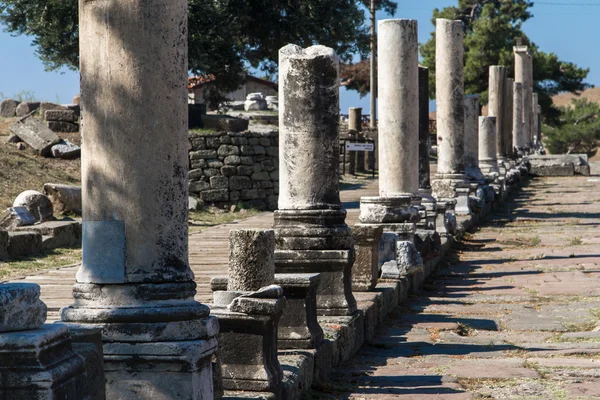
[188,131,279,210]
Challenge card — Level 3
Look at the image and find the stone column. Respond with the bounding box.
[532,93,540,146]
[479,116,499,176]
[419,66,431,191]
[358,19,423,283]
[60,1,218,398]
[275,44,356,316]
[348,107,362,132]
[513,82,525,150]
[514,46,532,148]
[504,78,514,159]
[419,66,436,229]
[489,66,507,162]
[464,95,483,181]
[431,19,470,215]
[378,19,419,197]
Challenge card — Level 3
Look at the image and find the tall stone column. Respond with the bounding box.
[514,46,532,148]
[489,66,507,162]
[418,66,436,229]
[464,95,483,181]
[532,93,540,146]
[479,116,498,177]
[431,19,470,215]
[513,82,525,150]
[60,1,218,398]
[359,19,423,285]
[504,78,514,159]
[275,44,356,316]
[348,107,362,132]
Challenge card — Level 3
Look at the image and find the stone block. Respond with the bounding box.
[219,135,232,144]
[8,231,43,258]
[267,195,278,211]
[39,102,66,120]
[261,159,275,172]
[0,231,8,260]
[207,159,224,168]
[51,141,81,159]
[224,155,242,165]
[0,283,46,332]
[267,147,278,157]
[191,159,207,169]
[241,189,259,200]
[252,172,270,181]
[231,136,248,145]
[230,176,253,190]
[254,145,266,155]
[15,220,81,250]
[221,166,237,177]
[241,156,254,165]
[230,190,241,202]
[13,190,54,222]
[269,170,279,181]
[240,145,255,155]
[218,145,240,157]
[189,181,211,193]
[228,229,275,291]
[210,176,229,190]
[45,109,78,122]
[352,225,384,292]
[204,168,221,177]
[0,99,19,117]
[201,189,229,203]
[8,114,61,156]
[190,149,218,160]
[249,137,260,145]
[259,137,271,147]
[189,169,204,180]
[189,136,206,149]
[0,324,103,399]
[47,121,79,133]
[206,136,221,149]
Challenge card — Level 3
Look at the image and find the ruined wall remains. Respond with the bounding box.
[188,131,279,210]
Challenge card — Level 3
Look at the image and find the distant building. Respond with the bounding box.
[188,74,278,105]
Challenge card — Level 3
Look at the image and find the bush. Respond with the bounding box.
[544,98,600,157]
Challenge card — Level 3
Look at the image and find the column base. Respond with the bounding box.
[358,196,419,224]
[351,225,384,292]
[274,209,356,317]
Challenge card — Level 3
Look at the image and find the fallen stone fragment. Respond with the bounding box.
[51,140,81,159]
[0,207,37,230]
[0,99,20,117]
[15,101,41,117]
[0,283,47,332]
[8,113,61,156]
[13,190,54,222]
[43,183,82,215]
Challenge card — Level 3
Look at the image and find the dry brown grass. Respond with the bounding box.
[0,117,81,208]
[552,87,600,109]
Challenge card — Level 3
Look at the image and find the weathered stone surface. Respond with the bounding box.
[51,140,81,159]
[230,176,253,190]
[0,99,20,117]
[0,283,47,332]
[464,95,484,181]
[381,241,423,278]
[47,121,79,133]
[189,181,211,193]
[15,101,40,117]
[352,225,384,291]
[201,189,229,202]
[529,154,590,177]
[228,229,275,291]
[7,231,43,258]
[0,230,7,260]
[15,220,82,250]
[13,190,54,222]
[190,149,218,159]
[45,109,78,122]
[39,102,67,120]
[359,196,419,224]
[210,175,229,189]
[8,114,61,156]
[0,207,36,230]
[218,144,240,157]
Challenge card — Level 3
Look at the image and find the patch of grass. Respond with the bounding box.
[0,247,81,281]
[188,207,262,234]
[561,319,598,332]
[522,360,551,379]
[189,127,217,135]
[569,236,583,246]
[456,322,476,337]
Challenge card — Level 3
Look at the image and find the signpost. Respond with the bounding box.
[340,139,376,177]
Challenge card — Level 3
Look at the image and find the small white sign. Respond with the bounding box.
[345,142,374,152]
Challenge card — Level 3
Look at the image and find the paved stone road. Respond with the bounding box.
[315,170,600,399]
[20,177,378,321]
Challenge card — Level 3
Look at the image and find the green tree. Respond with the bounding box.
[419,0,590,123]
[0,0,397,99]
[543,98,600,157]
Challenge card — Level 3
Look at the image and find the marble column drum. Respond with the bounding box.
[275,44,356,317]
[60,1,218,398]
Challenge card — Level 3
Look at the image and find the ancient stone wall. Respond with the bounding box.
[188,131,279,210]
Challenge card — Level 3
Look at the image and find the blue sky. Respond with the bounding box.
[0,1,598,113]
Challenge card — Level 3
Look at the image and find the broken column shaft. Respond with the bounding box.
[464,95,483,181]
[513,82,525,150]
[514,46,533,148]
[489,66,507,162]
[479,116,499,177]
[275,44,356,316]
[60,1,218,398]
